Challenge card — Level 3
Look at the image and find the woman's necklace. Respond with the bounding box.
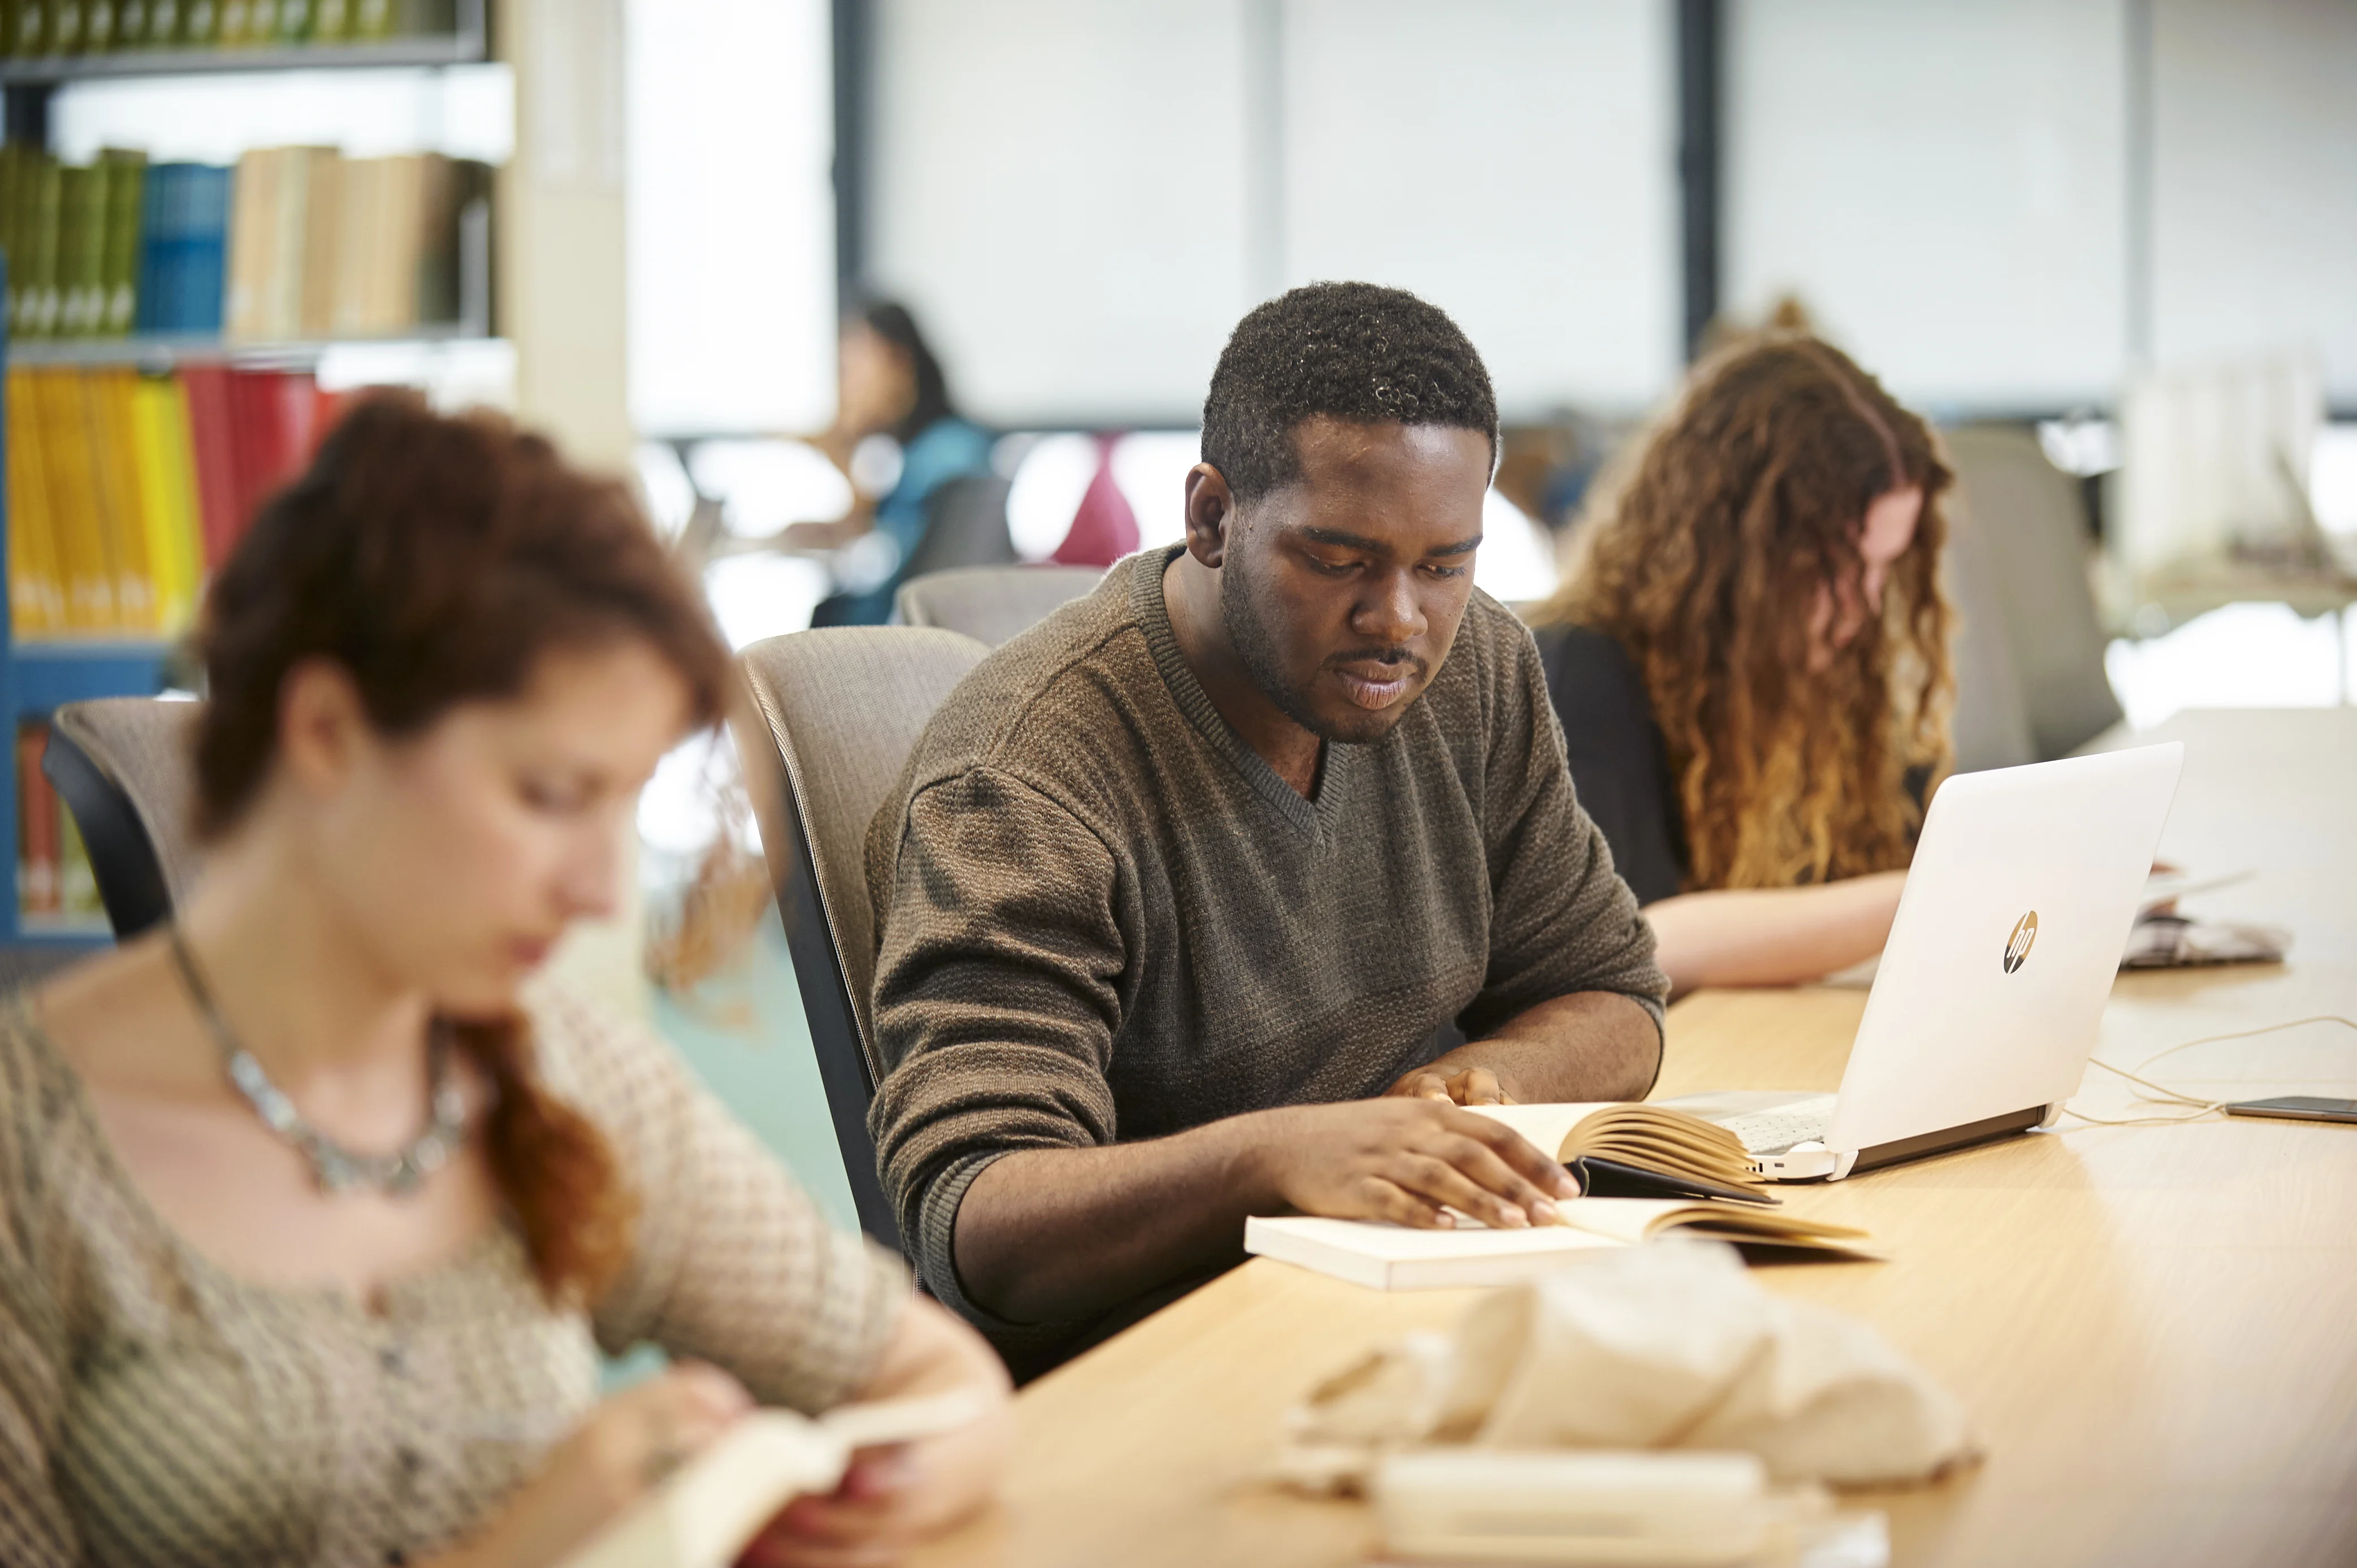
[167,926,469,1197]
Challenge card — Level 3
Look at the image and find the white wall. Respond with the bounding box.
[871,0,1256,424]
[1725,0,2129,411]
[2150,0,2357,401]
[1281,0,1679,413]
[871,0,1678,425]
[624,0,837,435]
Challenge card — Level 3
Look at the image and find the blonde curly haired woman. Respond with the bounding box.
[1528,336,1955,997]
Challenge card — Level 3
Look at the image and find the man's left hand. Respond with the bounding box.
[1385,1065,1515,1106]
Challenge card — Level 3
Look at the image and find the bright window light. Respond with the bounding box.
[2105,603,2350,730]
[1004,433,1098,561]
[1476,490,1560,605]
[1111,432,1201,551]
[625,0,835,435]
[702,553,833,650]
[686,440,853,539]
[49,64,515,164]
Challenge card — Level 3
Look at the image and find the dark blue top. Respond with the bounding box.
[824,416,995,626]
[1532,623,1686,906]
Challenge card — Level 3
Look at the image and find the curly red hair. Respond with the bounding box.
[1534,336,1954,891]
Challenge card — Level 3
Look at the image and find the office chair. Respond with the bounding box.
[893,564,1106,648]
[1941,500,2039,773]
[40,699,204,939]
[899,473,1017,581]
[732,627,991,1249]
[1944,426,2125,758]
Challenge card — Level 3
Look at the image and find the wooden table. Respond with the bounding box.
[912,708,2357,1568]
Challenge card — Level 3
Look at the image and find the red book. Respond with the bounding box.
[222,369,323,560]
[178,364,242,571]
[16,727,57,917]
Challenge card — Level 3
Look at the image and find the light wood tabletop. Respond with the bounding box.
[910,708,2357,1568]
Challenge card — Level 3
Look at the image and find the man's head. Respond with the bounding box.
[1188,282,1498,743]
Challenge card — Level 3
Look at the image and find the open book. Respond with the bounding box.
[561,1388,992,1568]
[1245,1201,1875,1290]
[1465,1102,1773,1205]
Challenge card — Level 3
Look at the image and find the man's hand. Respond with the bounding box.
[1256,1098,1574,1231]
[1386,1063,1516,1106]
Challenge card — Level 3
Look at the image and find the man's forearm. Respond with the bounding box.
[1424,990,1662,1103]
[949,1112,1283,1327]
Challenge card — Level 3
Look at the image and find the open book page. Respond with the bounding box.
[1464,1103,1764,1194]
[1550,1198,1876,1256]
[561,1389,994,1568]
[1461,1102,1615,1160]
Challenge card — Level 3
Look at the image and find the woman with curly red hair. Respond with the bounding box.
[0,395,1006,1567]
[1529,335,1956,996]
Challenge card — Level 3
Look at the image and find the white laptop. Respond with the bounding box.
[1661,743,2184,1182]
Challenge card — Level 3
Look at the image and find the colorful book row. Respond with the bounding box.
[2,144,486,343]
[6,362,335,638]
[0,0,456,55]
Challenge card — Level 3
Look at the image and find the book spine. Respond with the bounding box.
[22,155,60,341]
[132,161,168,334]
[100,150,145,337]
[85,369,155,632]
[175,362,239,569]
[16,727,57,919]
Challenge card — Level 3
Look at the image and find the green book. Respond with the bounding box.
[97,149,142,335]
[15,0,53,55]
[51,0,83,54]
[83,0,115,50]
[55,162,104,336]
[0,146,21,327]
[310,0,346,41]
[215,0,248,45]
[349,0,386,40]
[0,2,19,58]
[273,0,307,41]
[20,154,60,339]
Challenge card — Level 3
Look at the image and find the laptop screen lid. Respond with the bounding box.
[1822,743,2183,1158]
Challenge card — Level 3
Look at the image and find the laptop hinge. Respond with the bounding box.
[1848,1105,2047,1175]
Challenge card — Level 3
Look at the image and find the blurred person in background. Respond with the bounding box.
[0,398,1007,1568]
[1526,336,1955,997]
[789,301,994,626]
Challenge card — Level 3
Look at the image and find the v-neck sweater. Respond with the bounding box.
[864,547,1666,1365]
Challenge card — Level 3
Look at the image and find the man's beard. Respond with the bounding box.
[1221,566,1422,744]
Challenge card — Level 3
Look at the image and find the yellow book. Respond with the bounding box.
[29,369,116,633]
[127,372,206,635]
[5,369,64,638]
[83,368,158,635]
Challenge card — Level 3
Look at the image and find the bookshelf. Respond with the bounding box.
[0,5,501,948]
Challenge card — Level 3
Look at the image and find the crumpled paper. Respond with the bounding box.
[1281,1242,1977,1491]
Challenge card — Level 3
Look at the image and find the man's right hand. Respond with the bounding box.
[1253,1099,1577,1231]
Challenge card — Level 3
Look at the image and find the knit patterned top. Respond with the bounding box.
[0,982,908,1568]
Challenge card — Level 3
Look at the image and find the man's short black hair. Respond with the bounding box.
[1201,281,1498,506]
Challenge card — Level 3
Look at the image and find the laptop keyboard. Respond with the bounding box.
[1712,1095,1839,1156]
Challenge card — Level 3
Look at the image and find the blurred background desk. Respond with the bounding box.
[910,707,2357,1568]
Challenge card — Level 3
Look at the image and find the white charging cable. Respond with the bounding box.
[2062,1015,2357,1127]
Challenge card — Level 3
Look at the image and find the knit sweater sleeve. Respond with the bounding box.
[1458,609,1670,1043]
[866,765,1126,1328]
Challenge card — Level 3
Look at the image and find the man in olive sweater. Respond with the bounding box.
[866,283,1667,1371]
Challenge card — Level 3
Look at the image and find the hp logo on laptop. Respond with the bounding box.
[2004,911,2039,973]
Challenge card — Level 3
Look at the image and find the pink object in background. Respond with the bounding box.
[1054,432,1141,566]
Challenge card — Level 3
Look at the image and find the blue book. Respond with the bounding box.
[132,163,231,336]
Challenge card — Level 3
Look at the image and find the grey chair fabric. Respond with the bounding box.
[899,473,1017,581]
[1940,500,2038,774]
[894,564,1106,649]
[732,627,990,1245]
[1943,426,2124,760]
[43,699,204,937]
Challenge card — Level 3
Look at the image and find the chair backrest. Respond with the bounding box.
[41,699,204,938]
[899,473,1016,582]
[1940,499,2038,774]
[1944,425,2124,759]
[894,564,1106,648]
[731,627,991,1247]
